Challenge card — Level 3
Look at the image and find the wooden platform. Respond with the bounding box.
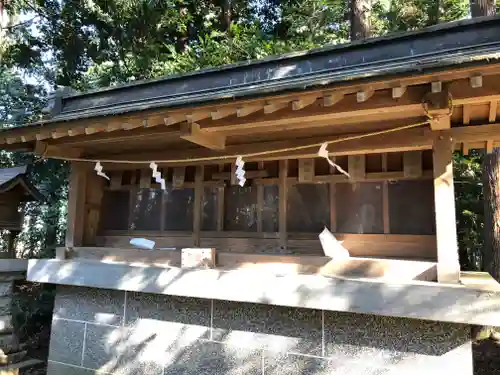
[58,246,438,282]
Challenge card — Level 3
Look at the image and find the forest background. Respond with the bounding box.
[0,0,499,349]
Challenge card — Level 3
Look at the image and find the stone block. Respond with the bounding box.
[125,292,210,339]
[47,361,95,375]
[265,353,389,375]
[54,286,125,325]
[48,319,85,366]
[82,323,163,375]
[163,341,262,375]
[212,300,322,355]
[0,298,11,317]
[324,311,472,371]
[0,284,12,298]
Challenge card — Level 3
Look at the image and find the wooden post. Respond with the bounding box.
[83,172,104,246]
[216,164,225,231]
[65,162,87,249]
[7,231,19,259]
[432,132,460,283]
[193,166,204,246]
[257,162,264,233]
[382,153,390,234]
[279,160,288,250]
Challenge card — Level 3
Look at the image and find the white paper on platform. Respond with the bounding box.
[318,227,350,260]
[130,238,156,250]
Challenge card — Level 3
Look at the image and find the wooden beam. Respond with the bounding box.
[392,86,406,99]
[432,132,460,283]
[462,143,470,156]
[423,90,452,130]
[356,88,374,103]
[172,167,186,189]
[348,155,366,180]
[34,141,82,159]
[65,162,87,248]
[109,171,122,190]
[292,95,318,111]
[139,169,151,189]
[257,161,264,233]
[216,164,225,231]
[211,107,237,120]
[279,160,288,250]
[463,104,471,125]
[264,100,289,114]
[237,104,263,117]
[431,81,442,93]
[489,101,498,122]
[323,92,344,107]
[470,75,483,88]
[382,153,390,234]
[486,140,494,154]
[403,151,423,178]
[180,122,226,150]
[298,159,315,182]
[193,166,203,246]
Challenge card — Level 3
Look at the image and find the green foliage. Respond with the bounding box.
[454,151,485,270]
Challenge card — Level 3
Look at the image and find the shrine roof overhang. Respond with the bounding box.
[2,16,500,162]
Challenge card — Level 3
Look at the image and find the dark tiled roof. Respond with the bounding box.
[39,15,500,125]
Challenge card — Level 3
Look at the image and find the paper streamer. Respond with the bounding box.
[150,162,166,190]
[94,161,110,180]
[235,156,246,187]
[318,143,350,178]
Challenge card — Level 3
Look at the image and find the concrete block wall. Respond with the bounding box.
[47,285,473,375]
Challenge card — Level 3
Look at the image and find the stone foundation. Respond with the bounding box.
[47,285,473,375]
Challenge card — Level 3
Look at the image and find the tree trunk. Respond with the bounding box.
[470,0,496,17]
[350,0,371,40]
[482,149,500,281]
[469,0,498,280]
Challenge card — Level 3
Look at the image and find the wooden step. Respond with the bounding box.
[0,358,44,375]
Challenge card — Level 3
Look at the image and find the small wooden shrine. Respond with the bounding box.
[0,166,44,374]
[3,15,500,375]
[0,166,43,257]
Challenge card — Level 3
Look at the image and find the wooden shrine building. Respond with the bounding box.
[3,15,500,375]
[0,166,43,257]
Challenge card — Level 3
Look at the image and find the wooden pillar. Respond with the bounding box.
[382,153,390,234]
[193,166,204,247]
[82,172,104,246]
[432,132,460,283]
[7,231,19,259]
[279,160,288,250]
[65,162,87,249]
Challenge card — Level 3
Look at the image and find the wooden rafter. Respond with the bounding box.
[4,72,500,147]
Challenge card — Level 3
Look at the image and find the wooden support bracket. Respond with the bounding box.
[423,90,452,130]
[403,151,423,178]
[172,167,186,189]
[180,122,226,150]
[348,155,366,180]
[298,159,315,182]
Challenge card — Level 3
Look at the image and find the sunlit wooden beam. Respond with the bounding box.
[180,122,226,150]
[323,92,344,107]
[470,75,483,89]
[489,101,498,122]
[356,88,374,103]
[392,86,407,99]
